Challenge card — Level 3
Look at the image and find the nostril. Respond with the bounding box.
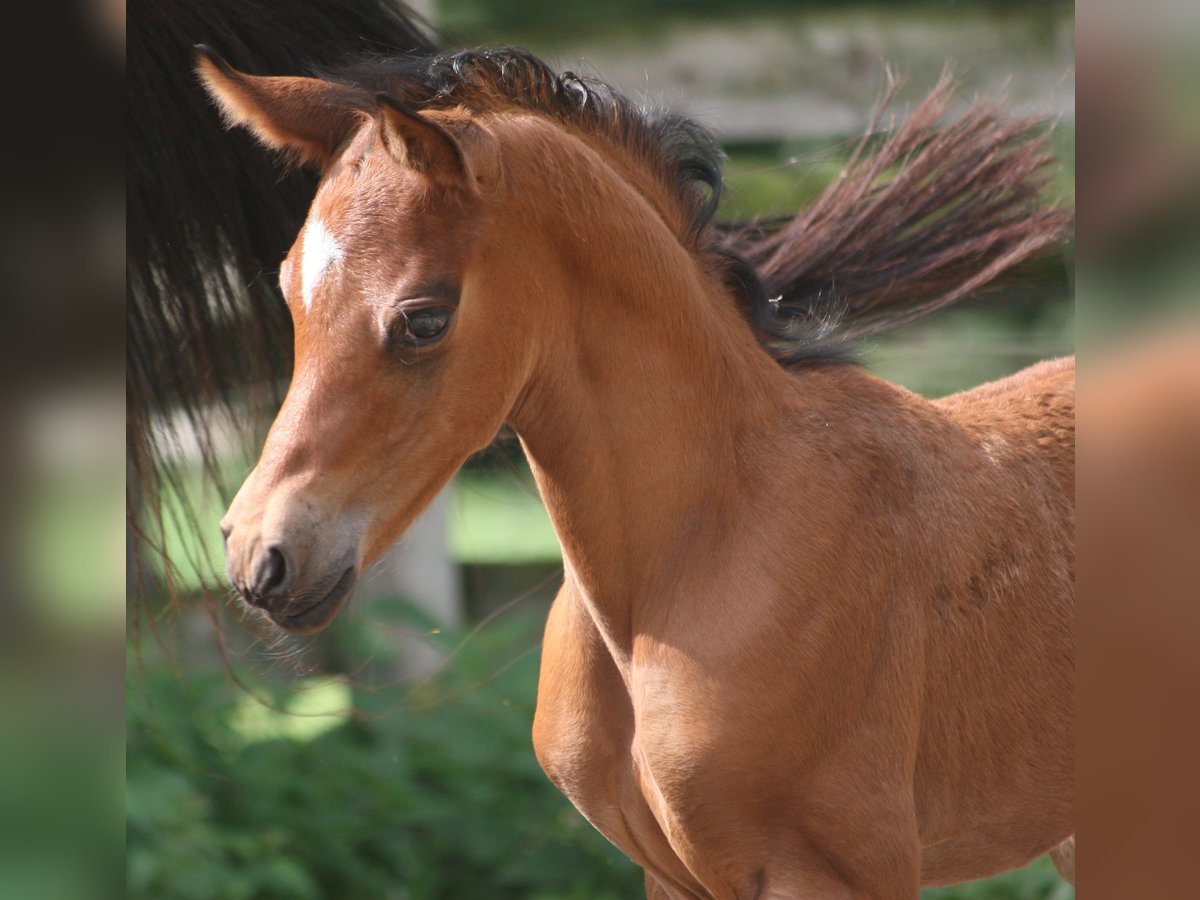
[219,521,232,542]
[261,546,287,594]
[253,546,289,598]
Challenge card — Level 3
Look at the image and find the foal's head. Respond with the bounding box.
[200,52,537,632]
[198,46,739,633]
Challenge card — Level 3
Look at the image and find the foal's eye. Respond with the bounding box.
[395,305,454,345]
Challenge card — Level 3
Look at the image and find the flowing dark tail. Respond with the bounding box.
[127,0,437,598]
[723,73,1072,365]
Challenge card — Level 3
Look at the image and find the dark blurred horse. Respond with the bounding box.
[127,0,436,594]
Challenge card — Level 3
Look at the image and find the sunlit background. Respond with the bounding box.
[12,0,1198,896]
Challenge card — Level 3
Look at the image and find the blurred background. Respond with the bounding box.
[37,0,1200,897]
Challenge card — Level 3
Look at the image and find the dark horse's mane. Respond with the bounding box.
[324,49,1070,365]
[129,22,1069,603]
[128,0,436,597]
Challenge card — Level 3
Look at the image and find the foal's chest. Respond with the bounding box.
[532,589,714,890]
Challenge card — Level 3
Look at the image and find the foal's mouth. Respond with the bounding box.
[273,566,357,634]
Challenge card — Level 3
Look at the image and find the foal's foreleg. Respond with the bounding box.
[645,872,700,899]
[646,847,918,900]
[747,854,919,900]
[644,873,671,899]
[645,867,880,900]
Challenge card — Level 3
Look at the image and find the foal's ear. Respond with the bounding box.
[375,94,468,187]
[195,45,361,169]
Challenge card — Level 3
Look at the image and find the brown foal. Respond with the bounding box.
[200,47,1074,898]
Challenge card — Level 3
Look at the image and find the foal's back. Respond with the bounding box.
[910,356,1075,883]
[937,355,1075,500]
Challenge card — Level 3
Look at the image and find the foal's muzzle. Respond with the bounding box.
[222,521,360,634]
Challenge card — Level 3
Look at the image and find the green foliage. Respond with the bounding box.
[129,603,1070,898]
[127,610,641,899]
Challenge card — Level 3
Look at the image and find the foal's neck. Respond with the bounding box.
[499,121,807,664]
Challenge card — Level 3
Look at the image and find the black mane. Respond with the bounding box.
[329,49,726,243]
[323,50,1068,369]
